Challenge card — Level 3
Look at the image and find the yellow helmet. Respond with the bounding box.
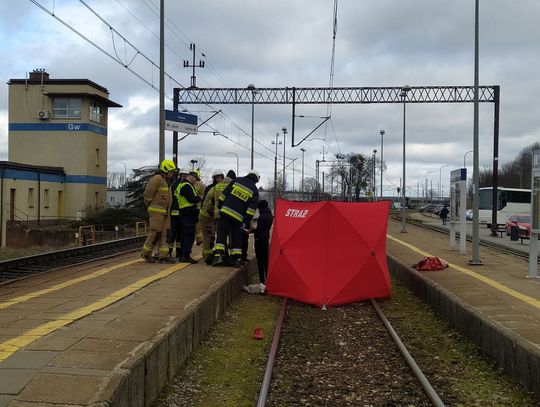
[195,168,202,180]
[159,159,176,173]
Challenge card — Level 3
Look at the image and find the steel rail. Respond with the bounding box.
[257,297,288,407]
[400,216,538,263]
[370,299,445,407]
[0,236,145,285]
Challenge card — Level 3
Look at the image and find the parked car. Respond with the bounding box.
[505,214,531,238]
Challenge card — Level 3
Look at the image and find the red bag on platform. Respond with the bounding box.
[413,256,449,271]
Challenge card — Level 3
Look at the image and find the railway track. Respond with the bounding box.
[257,298,444,406]
[0,236,145,285]
[393,214,537,262]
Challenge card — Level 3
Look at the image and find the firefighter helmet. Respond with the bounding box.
[159,159,176,173]
[248,169,260,182]
[212,169,225,178]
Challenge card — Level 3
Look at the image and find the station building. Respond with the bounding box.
[0,69,121,246]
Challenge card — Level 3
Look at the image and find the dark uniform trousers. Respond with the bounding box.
[167,214,181,256]
[254,238,270,284]
[215,215,243,258]
[179,210,198,257]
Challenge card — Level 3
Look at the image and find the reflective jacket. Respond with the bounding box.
[200,177,233,220]
[175,181,200,214]
[169,178,182,216]
[144,173,171,217]
[218,174,259,224]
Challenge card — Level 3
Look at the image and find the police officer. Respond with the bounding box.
[212,169,260,267]
[142,159,176,263]
[175,170,201,263]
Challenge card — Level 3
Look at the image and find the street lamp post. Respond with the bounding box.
[425,170,435,202]
[372,149,377,201]
[282,127,287,198]
[300,148,306,200]
[190,159,198,170]
[247,84,257,170]
[463,150,473,168]
[380,130,385,200]
[439,164,450,201]
[272,133,282,200]
[400,85,411,233]
[226,152,239,175]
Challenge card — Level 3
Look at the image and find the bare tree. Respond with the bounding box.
[478,142,540,188]
[107,172,127,188]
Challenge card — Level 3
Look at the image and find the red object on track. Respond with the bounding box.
[253,327,264,340]
[266,199,391,308]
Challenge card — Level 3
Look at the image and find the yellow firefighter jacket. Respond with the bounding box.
[143,173,172,223]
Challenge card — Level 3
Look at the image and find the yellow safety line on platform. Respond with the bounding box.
[387,234,540,309]
[0,262,188,362]
[0,259,141,310]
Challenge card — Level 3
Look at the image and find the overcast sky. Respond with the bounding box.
[1,0,539,196]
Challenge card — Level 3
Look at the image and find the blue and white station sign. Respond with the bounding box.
[165,110,198,134]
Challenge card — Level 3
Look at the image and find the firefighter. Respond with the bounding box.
[212,169,260,267]
[193,168,206,246]
[199,169,225,264]
[167,168,188,257]
[141,159,176,263]
[175,170,201,263]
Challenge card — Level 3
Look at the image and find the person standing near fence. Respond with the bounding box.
[439,204,449,226]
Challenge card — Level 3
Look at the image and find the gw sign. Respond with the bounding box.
[165,110,198,134]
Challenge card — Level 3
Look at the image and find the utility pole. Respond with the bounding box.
[282,127,287,198]
[183,43,205,88]
[300,148,306,200]
[159,0,165,162]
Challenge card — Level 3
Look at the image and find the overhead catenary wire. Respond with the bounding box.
[321,0,342,156]
[30,0,270,158]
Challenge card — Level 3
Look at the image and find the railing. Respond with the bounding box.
[135,221,147,236]
[77,225,96,246]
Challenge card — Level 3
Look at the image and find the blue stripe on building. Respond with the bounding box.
[9,123,107,136]
[65,175,107,185]
[1,169,106,185]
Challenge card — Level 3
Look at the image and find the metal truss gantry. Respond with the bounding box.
[175,85,496,105]
[174,85,500,229]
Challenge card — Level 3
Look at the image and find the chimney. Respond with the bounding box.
[29,69,50,81]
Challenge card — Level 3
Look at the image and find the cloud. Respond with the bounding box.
[0,0,539,195]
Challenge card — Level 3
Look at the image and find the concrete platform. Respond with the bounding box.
[386,218,540,399]
[0,248,252,406]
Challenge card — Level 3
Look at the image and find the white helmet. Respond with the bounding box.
[248,169,260,182]
[212,169,225,178]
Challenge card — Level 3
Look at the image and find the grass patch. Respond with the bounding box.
[157,292,281,407]
[382,276,536,406]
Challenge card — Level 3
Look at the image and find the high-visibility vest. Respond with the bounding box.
[175,182,197,210]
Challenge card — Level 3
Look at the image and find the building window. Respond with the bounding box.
[96,149,100,166]
[44,189,50,208]
[52,98,81,119]
[28,188,34,208]
[90,101,104,123]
